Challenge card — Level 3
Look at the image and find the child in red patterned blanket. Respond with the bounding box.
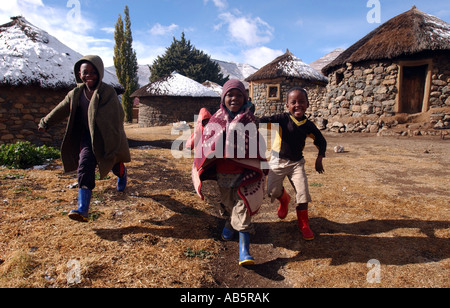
[192,80,267,266]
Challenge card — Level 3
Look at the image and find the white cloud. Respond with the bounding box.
[243,46,283,68]
[101,27,115,34]
[133,41,166,66]
[0,0,43,18]
[0,0,120,65]
[203,0,228,10]
[217,11,274,47]
[149,23,179,36]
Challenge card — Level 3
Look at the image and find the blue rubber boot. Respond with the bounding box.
[117,166,127,192]
[68,188,92,223]
[221,226,235,241]
[239,232,255,266]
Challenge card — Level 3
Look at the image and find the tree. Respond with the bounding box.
[150,32,229,85]
[114,6,139,123]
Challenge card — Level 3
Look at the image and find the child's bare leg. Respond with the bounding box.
[296,203,308,211]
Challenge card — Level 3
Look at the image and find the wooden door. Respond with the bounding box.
[400,65,427,113]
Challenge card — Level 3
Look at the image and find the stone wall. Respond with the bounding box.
[0,85,67,146]
[251,78,327,117]
[324,60,400,119]
[430,54,450,109]
[319,53,450,134]
[138,96,221,127]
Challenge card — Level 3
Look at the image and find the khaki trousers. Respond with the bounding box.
[267,156,312,204]
[219,186,254,234]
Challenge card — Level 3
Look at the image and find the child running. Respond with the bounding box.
[192,80,266,266]
[38,55,131,223]
[259,87,326,240]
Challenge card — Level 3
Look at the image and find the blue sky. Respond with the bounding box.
[1,0,450,68]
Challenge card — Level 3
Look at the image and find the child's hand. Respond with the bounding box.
[315,156,324,174]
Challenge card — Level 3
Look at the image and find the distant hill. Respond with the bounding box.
[107,65,152,88]
[213,59,259,81]
[309,48,345,75]
[109,60,258,88]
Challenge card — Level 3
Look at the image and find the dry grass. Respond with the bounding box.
[279,133,450,288]
[0,124,449,288]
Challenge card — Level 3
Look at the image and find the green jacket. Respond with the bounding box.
[40,55,131,179]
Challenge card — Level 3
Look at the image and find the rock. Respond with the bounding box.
[334,145,345,153]
[315,118,328,130]
[434,120,444,129]
[432,80,446,86]
[172,121,190,131]
[67,182,78,189]
[332,122,344,128]
[368,124,380,133]
[361,104,373,114]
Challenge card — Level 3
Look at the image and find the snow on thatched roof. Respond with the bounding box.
[0,16,120,89]
[131,72,220,98]
[245,49,328,84]
[322,7,450,75]
[202,80,223,95]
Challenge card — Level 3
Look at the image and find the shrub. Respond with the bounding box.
[0,141,60,169]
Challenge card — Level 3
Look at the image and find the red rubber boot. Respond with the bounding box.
[277,189,291,219]
[296,209,314,241]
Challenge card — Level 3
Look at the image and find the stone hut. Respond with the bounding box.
[131,72,220,127]
[322,7,450,133]
[245,50,328,117]
[0,16,121,146]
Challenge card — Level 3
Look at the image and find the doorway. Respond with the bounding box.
[397,59,432,114]
[400,65,427,113]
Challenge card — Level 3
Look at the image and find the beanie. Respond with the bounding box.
[221,79,248,105]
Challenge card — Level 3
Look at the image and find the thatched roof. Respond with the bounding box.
[0,16,121,90]
[322,6,450,75]
[131,72,220,98]
[202,80,223,95]
[245,50,328,84]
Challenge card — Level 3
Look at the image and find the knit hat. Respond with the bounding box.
[221,79,248,105]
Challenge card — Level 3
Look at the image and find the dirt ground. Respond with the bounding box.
[0,123,449,288]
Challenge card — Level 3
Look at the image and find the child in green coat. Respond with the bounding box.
[39,55,131,222]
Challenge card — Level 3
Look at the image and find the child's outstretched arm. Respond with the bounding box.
[315,155,325,174]
[308,122,326,174]
[38,93,72,132]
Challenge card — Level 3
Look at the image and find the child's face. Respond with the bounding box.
[79,62,99,91]
[286,90,309,119]
[224,89,245,113]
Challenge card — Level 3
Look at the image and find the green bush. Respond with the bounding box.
[0,141,60,169]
